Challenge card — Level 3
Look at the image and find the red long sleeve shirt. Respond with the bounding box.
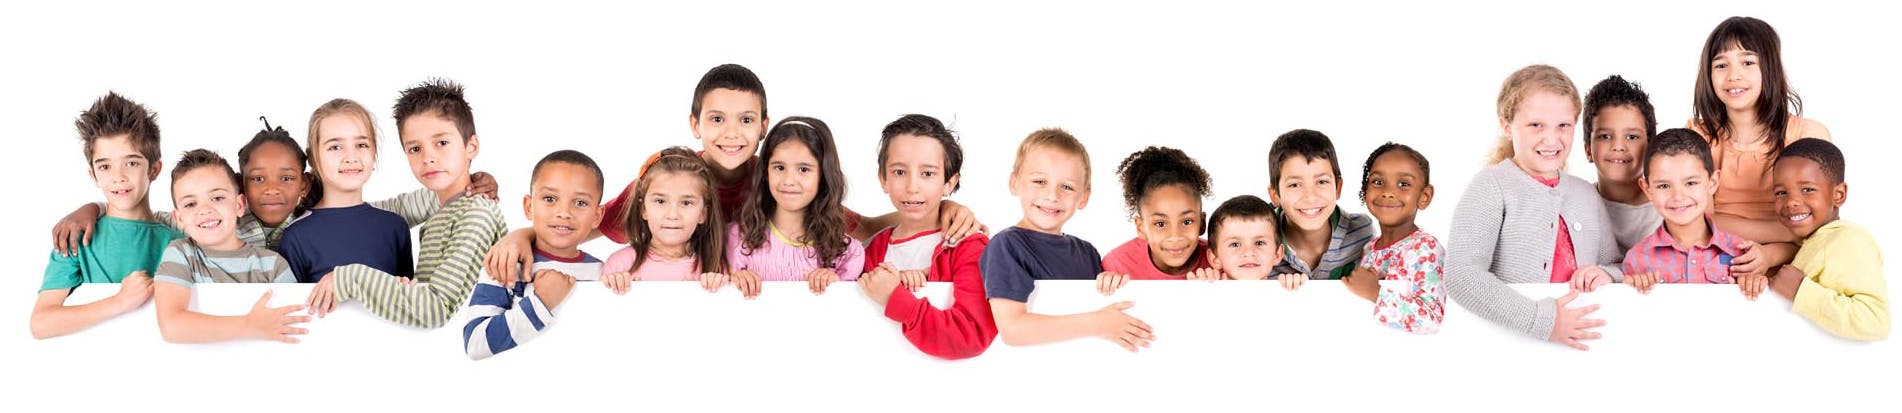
[863,228,997,360]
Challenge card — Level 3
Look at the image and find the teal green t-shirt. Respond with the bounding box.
[40,216,184,291]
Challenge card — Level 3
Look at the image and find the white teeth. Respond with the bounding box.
[1788,213,1811,222]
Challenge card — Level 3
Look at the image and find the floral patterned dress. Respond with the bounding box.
[1359,229,1446,334]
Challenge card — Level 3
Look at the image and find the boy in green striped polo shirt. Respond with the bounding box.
[305,79,507,329]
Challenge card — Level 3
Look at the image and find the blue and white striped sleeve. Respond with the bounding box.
[461,276,556,360]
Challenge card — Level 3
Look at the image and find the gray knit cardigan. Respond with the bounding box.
[1445,160,1626,340]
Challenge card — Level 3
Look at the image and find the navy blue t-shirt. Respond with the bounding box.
[279,203,414,283]
[980,227,1103,303]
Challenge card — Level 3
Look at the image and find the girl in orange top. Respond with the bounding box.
[1688,16,1832,245]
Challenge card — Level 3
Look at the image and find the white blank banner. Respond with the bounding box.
[17,281,1893,411]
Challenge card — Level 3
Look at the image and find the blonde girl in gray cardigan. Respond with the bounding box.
[1446,65,1626,351]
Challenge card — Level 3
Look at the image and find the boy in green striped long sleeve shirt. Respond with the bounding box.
[305,79,505,329]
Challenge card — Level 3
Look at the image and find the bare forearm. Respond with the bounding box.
[853,212,896,241]
[1712,214,1797,244]
[30,296,130,339]
[156,309,250,344]
[993,302,1098,346]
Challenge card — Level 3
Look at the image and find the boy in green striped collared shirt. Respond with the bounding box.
[305,79,506,329]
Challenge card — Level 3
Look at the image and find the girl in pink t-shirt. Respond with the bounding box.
[601,147,730,294]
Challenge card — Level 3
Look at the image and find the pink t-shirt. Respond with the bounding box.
[726,223,866,282]
[1534,175,1578,283]
[604,246,701,282]
[1101,237,1212,280]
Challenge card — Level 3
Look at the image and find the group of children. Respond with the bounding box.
[1445,16,1885,351]
[28,16,1888,361]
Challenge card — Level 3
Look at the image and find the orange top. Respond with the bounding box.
[1685,118,1829,221]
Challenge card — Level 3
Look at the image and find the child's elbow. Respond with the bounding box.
[995,324,1031,346]
[28,313,58,340]
[153,314,188,344]
[156,327,188,344]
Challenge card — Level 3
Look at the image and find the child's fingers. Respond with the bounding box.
[1554,289,1579,306]
[54,225,71,257]
[1128,316,1153,338]
[1578,318,1607,329]
[1114,335,1138,352]
[1574,304,1602,317]
[1560,337,1588,351]
[741,275,761,298]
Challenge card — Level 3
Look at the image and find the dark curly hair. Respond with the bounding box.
[1582,75,1658,145]
[1115,146,1212,219]
[1775,138,1845,185]
[238,117,317,208]
[1359,142,1430,201]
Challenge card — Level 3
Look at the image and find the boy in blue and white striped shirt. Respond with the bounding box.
[462,150,606,360]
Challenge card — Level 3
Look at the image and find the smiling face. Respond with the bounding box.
[1134,184,1204,271]
[313,114,377,194]
[88,134,160,215]
[692,88,767,171]
[524,162,604,255]
[400,112,478,198]
[1641,153,1717,228]
[1503,91,1579,179]
[1710,43,1764,113]
[241,141,309,226]
[766,138,821,214]
[1269,156,1340,232]
[1362,151,1433,229]
[1586,104,1649,184]
[171,166,246,250]
[1210,218,1280,280]
[1772,157,1845,239]
[881,134,957,231]
[1010,147,1091,235]
[640,171,709,252]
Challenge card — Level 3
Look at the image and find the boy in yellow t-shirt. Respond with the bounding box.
[1766,139,1888,341]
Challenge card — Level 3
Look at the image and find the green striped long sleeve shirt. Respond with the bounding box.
[333,195,506,329]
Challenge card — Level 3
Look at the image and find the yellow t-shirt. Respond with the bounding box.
[1791,220,1891,341]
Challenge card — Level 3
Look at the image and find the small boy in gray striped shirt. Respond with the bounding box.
[153,149,307,344]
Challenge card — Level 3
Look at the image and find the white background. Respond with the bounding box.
[2,1,1896,411]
